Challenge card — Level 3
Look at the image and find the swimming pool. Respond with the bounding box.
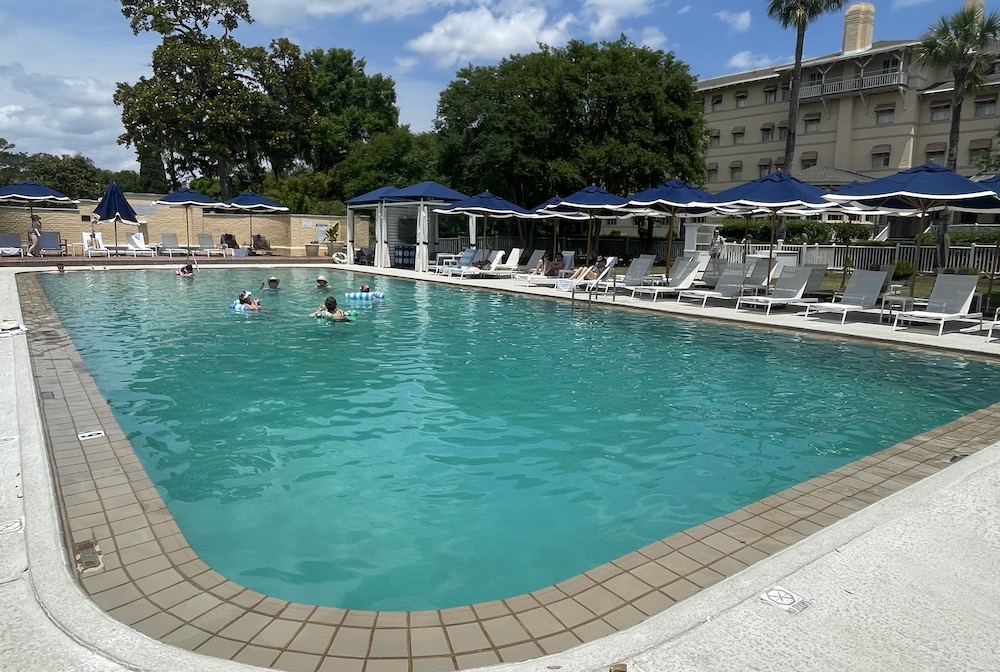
[39,268,1000,611]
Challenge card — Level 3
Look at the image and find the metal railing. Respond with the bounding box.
[800,71,907,99]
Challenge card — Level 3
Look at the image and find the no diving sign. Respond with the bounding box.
[760,585,810,615]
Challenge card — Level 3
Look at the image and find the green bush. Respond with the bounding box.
[893,260,914,280]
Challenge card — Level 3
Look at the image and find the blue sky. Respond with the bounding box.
[0,0,965,172]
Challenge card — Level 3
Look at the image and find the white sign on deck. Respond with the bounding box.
[760,585,810,615]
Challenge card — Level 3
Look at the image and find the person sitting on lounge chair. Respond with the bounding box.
[252,234,272,251]
[567,256,606,281]
[532,252,564,276]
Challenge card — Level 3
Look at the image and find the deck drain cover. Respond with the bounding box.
[949,453,969,463]
[39,391,55,400]
[74,540,103,574]
[78,430,106,441]
[0,519,24,535]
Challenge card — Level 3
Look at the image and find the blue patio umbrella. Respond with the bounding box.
[543,185,630,261]
[824,163,1000,293]
[92,183,140,255]
[0,179,78,223]
[153,187,219,258]
[435,191,532,250]
[623,179,714,273]
[692,172,832,279]
[220,190,289,250]
[345,185,399,206]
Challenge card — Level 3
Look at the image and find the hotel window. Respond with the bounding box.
[808,72,823,86]
[930,101,951,122]
[881,57,900,74]
[875,103,894,125]
[732,126,745,145]
[871,144,891,169]
[781,84,790,101]
[758,158,772,178]
[735,91,748,108]
[969,139,992,166]
[707,163,718,183]
[760,122,774,142]
[975,95,997,118]
[800,151,818,170]
[730,161,743,182]
[774,156,785,172]
[711,95,723,112]
[778,120,788,140]
[764,87,777,104]
[803,114,821,133]
[708,130,720,148]
[925,142,946,164]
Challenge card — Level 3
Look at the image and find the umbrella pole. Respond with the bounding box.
[249,214,254,253]
[987,231,1000,305]
[767,211,777,285]
[909,210,928,298]
[186,206,193,262]
[665,211,676,277]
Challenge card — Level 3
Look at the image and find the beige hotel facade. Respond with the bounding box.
[696,0,1000,227]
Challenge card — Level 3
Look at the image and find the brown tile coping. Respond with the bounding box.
[18,272,1000,672]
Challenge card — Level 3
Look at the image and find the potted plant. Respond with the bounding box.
[305,240,320,257]
[324,223,343,256]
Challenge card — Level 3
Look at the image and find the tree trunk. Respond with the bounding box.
[782,24,807,174]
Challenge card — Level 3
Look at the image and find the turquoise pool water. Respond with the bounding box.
[39,268,1000,611]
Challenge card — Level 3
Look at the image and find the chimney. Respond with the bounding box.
[842,2,875,54]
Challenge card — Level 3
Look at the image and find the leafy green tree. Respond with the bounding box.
[304,48,399,171]
[28,154,103,200]
[0,138,30,186]
[335,128,440,199]
[915,5,1000,266]
[767,1,849,174]
[116,0,272,198]
[436,37,704,211]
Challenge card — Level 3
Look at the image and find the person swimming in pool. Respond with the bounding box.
[359,284,370,293]
[316,275,330,290]
[231,290,261,312]
[310,296,347,321]
[177,264,194,277]
[260,276,281,291]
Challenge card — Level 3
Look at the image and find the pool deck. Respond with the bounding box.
[3,261,1000,672]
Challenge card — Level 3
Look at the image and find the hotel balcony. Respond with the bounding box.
[800,70,908,99]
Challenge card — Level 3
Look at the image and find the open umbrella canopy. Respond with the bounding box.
[623,179,713,213]
[823,163,999,210]
[529,196,589,220]
[433,191,532,218]
[543,184,629,215]
[0,180,77,205]
[220,190,288,213]
[692,171,831,211]
[153,187,218,208]
[93,183,140,226]
[388,180,468,202]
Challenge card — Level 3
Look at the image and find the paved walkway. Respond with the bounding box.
[2,262,1000,671]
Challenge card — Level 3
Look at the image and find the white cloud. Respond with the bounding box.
[892,0,934,8]
[715,10,751,33]
[638,27,668,51]
[407,7,572,68]
[677,5,691,15]
[582,0,655,37]
[250,0,473,23]
[726,50,780,71]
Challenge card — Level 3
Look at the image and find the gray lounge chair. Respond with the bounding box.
[803,270,888,325]
[736,266,815,315]
[677,263,749,307]
[160,233,187,257]
[630,256,701,302]
[892,274,982,336]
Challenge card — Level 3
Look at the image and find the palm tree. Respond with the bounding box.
[767,1,849,174]
[915,5,1000,267]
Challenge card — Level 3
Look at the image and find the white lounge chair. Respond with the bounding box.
[82,231,111,257]
[736,266,815,315]
[485,248,522,277]
[444,249,493,277]
[454,250,505,278]
[740,259,775,296]
[125,232,156,257]
[597,255,654,294]
[630,257,701,302]
[892,274,982,336]
[519,249,545,273]
[436,248,476,274]
[803,270,888,325]
[160,233,187,257]
[676,263,749,308]
[556,256,617,293]
[557,251,576,277]
[197,233,227,257]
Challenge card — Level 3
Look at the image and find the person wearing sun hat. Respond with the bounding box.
[260,276,281,291]
[315,274,330,290]
[231,290,261,312]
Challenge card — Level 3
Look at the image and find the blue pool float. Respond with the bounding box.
[316,309,356,321]
[345,291,384,301]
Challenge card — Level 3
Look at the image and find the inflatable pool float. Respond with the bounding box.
[344,291,384,301]
[229,301,259,313]
[316,309,357,321]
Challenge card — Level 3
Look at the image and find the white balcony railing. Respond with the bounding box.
[800,71,908,99]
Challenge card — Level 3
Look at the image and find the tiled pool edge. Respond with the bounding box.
[16,271,1000,672]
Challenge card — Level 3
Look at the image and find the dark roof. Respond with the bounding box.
[796,165,874,188]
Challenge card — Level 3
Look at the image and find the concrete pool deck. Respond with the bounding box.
[3,262,1000,671]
